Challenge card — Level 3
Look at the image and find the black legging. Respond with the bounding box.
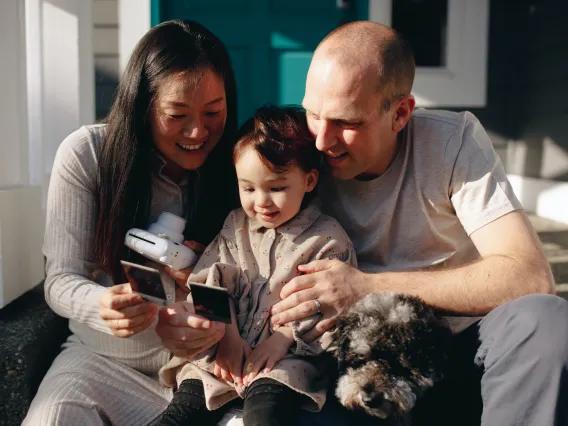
[152,379,228,426]
[243,378,304,426]
[152,378,304,426]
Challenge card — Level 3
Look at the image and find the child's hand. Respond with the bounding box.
[243,327,294,386]
[215,328,251,386]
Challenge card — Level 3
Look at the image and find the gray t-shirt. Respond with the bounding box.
[320,108,522,276]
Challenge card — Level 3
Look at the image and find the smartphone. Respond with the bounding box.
[188,282,232,324]
[121,260,168,306]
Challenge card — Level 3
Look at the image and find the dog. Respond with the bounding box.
[331,292,450,425]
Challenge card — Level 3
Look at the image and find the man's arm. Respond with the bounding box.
[373,209,554,314]
[271,210,554,331]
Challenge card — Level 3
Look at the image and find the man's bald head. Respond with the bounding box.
[314,21,415,112]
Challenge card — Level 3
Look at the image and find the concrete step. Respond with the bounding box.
[549,253,568,284]
[556,283,568,300]
[541,241,568,284]
[528,214,568,289]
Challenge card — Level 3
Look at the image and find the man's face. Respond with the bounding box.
[302,57,398,180]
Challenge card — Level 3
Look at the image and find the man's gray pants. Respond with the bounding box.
[298,294,568,426]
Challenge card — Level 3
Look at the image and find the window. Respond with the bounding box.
[370,0,489,107]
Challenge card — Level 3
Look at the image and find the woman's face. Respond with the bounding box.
[150,69,227,181]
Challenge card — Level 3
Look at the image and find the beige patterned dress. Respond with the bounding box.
[160,203,357,412]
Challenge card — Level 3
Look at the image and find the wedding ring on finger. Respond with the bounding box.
[313,298,321,314]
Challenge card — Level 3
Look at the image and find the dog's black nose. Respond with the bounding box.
[363,384,393,418]
[367,393,388,409]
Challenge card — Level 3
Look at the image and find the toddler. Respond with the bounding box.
[156,105,356,425]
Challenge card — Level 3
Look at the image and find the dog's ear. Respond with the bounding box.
[331,317,351,369]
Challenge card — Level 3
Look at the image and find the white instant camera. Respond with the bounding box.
[124,212,198,270]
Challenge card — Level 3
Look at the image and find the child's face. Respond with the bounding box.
[235,147,318,229]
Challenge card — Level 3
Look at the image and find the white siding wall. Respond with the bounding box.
[94,0,119,119]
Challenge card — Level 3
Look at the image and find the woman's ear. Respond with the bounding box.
[305,169,319,192]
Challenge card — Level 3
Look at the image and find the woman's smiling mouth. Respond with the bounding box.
[176,142,205,151]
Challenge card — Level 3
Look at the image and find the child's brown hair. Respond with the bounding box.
[233,105,322,174]
[233,105,323,206]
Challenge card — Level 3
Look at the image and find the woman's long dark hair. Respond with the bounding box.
[95,20,238,281]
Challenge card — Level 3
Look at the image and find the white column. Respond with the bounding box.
[0,1,28,187]
[0,0,94,308]
[26,0,44,187]
[0,186,44,307]
[118,0,151,74]
[0,0,42,307]
[42,0,94,177]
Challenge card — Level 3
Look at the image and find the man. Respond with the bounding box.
[156,21,568,426]
[268,21,568,425]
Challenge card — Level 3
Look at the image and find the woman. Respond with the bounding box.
[23,20,238,425]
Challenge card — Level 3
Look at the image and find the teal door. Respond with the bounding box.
[152,0,368,123]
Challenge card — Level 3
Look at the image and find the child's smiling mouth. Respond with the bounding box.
[257,211,279,221]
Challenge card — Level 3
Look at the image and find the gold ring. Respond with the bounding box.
[246,363,253,373]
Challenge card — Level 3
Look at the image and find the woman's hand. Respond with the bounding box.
[214,328,251,386]
[165,240,206,292]
[155,301,225,358]
[99,283,158,337]
[270,260,371,342]
[243,327,294,386]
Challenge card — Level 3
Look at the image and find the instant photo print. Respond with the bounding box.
[121,260,168,306]
[188,282,231,324]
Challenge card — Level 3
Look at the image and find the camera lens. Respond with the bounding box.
[158,212,186,233]
[147,212,186,243]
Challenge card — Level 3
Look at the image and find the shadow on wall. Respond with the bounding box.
[463,0,568,182]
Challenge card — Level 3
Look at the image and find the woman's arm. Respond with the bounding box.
[43,128,125,333]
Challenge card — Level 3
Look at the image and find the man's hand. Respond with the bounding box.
[270,260,370,341]
[155,301,225,358]
[165,240,206,291]
[243,327,294,386]
[214,329,251,386]
[99,283,158,337]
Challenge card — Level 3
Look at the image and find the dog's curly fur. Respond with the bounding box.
[331,293,450,425]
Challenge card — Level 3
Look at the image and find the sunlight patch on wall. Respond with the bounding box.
[508,174,568,225]
[412,92,436,107]
[541,137,568,180]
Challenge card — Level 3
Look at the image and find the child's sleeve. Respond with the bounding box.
[187,233,246,301]
[312,224,357,268]
[289,221,357,356]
